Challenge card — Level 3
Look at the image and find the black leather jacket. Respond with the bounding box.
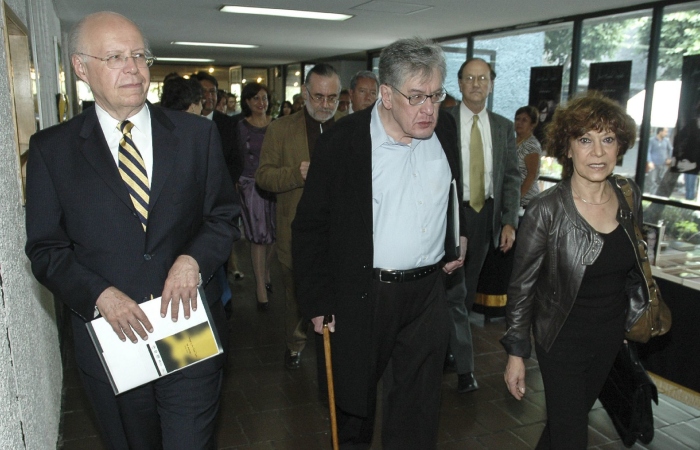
[500,176,650,358]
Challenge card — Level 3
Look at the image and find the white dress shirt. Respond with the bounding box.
[370,102,451,269]
[95,103,154,184]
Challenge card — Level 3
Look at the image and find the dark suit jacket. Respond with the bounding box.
[213,110,244,183]
[448,105,520,245]
[25,103,238,381]
[292,106,465,417]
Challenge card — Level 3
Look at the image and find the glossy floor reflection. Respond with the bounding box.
[59,239,700,449]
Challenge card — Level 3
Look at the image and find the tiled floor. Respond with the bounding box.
[59,240,700,449]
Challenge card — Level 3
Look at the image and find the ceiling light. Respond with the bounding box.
[156,57,215,63]
[171,41,258,49]
[208,68,215,73]
[220,5,352,21]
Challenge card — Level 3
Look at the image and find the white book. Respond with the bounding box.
[86,289,223,395]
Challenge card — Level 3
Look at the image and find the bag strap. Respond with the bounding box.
[613,175,659,306]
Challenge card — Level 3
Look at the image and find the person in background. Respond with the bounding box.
[348,70,379,113]
[646,127,673,194]
[236,82,276,310]
[502,92,649,449]
[160,77,203,114]
[256,63,341,370]
[291,93,304,113]
[334,89,351,119]
[216,89,228,114]
[277,100,293,118]
[514,105,543,210]
[444,58,520,394]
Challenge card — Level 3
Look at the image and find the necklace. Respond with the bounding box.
[572,185,612,206]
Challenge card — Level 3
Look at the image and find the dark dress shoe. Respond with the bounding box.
[285,349,301,370]
[256,301,269,311]
[457,372,479,393]
[444,352,456,373]
[265,282,273,294]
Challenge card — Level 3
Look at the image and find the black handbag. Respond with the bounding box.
[598,341,658,448]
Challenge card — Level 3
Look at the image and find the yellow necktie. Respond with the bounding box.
[469,115,485,213]
[118,120,149,231]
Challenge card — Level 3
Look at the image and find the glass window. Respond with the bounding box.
[473,23,572,120]
[642,2,700,203]
[471,24,572,180]
[578,10,652,181]
[439,38,467,105]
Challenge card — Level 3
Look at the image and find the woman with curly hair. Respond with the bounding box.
[501,91,650,449]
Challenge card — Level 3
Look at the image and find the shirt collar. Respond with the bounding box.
[371,100,418,152]
[460,101,489,121]
[95,103,151,134]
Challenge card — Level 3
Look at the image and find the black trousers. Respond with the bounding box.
[535,311,625,450]
[336,270,450,450]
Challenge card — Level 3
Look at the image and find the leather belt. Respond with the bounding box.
[372,263,439,283]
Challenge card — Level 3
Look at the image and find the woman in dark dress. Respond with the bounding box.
[501,92,650,449]
[237,82,276,310]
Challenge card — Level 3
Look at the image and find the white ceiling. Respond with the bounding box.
[52,0,655,67]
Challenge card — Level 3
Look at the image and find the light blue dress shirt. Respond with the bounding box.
[370,103,451,270]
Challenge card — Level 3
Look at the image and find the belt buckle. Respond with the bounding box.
[379,269,399,283]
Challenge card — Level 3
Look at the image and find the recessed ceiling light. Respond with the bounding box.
[171,41,258,49]
[156,57,215,63]
[220,5,352,21]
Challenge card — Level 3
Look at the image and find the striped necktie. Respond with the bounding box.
[118,120,149,231]
[469,115,485,213]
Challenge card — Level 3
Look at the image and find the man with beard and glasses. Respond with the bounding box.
[256,63,341,371]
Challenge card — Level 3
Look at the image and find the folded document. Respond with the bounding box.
[86,290,223,395]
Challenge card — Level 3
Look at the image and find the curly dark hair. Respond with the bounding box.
[545,91,637,179]
[240,82,269,117]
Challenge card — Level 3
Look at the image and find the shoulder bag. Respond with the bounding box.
[614,175,672,343]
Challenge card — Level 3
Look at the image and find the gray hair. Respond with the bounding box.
[378,37,446,89]
[69,11,150,57]
[350,70,379,90]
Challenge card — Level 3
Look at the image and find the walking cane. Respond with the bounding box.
[323,315,339,450]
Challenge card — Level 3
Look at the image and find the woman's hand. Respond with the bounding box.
[504,355,527,400]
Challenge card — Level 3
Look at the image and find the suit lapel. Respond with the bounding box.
[148,105,178,210]
[487,110,503,175]
[78,109,134,210]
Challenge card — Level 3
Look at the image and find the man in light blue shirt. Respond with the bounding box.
[293,38,467,449]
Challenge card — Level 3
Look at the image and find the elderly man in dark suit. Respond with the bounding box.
[445,58,521,393]
[25,12,238,450]
[293,38,467,449]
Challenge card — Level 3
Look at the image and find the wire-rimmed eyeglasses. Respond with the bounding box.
[389,85,446,106]
[305,86,339,105]
[77,52,155,69]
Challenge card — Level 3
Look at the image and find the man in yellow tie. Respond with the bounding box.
[444,58,521,393]
[25,11,238,449]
